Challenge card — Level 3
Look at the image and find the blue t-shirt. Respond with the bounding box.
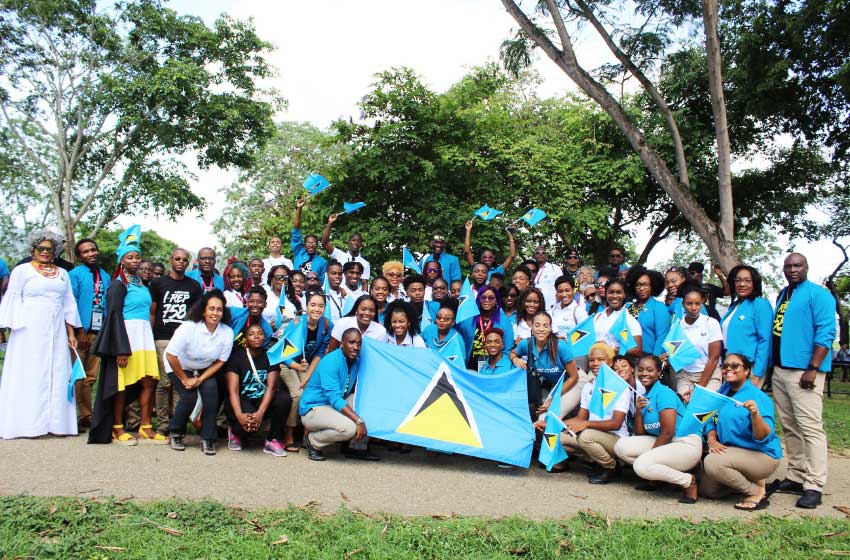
[123,283,152,321]
[0,258,9,280]
[713,380,783,459]
[639,381,684,436]
[514,337,574,382]
[480,354,514,376]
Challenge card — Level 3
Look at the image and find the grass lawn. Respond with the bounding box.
[1,496,849,559]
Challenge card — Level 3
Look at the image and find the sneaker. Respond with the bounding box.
[170,435,185,451]
[201,439,216,456]
[227,427,242,451]
[263,439,287,457]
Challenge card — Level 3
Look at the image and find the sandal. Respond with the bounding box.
[734,497,770,511]
[112,425,138,446]
[138,424,169,445]
[284,442,300,453]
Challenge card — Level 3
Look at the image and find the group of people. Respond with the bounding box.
[0,204,837,512]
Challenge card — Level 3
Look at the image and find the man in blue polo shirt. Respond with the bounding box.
[766,253,836,509]
[420,233,461,284]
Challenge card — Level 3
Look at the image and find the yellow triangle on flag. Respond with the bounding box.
[281,340,299,359]
[571,329,588,345]
[600,388,618,409]
[619,328,629,342]
[544,433,558,451]
[396,364,483,448]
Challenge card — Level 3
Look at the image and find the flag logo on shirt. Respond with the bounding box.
[396,364,483,448]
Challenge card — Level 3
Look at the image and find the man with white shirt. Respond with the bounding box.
[262,236,294,276]
[532,245,562,311]
[322,213,370,289]
[324,260,347,321]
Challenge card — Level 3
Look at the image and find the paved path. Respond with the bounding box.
[1,434,848,520]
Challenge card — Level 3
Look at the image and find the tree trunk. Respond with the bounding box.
[702,0,735,260]
[637,208,678,265]
[501,0,740,272]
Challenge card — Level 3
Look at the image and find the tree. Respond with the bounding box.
[0,0,280,259]
[500,0,741,271]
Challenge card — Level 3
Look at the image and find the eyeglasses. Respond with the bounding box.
[595,281,608,288]
[479,295,496,302]
[386,272,402,278]
[273,275,288,281]
[720,362,744,370]
[35,245,53,253]
[635,282,651,288]
[425,267,439,272]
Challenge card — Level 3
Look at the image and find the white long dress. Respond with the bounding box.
[0,264,81,438]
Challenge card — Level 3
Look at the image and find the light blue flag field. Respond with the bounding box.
[662,320,701,371]
[588,363,632,418]
[474,205,502,221]
[341,293,358,316]
[356,338,535,467]
[520,208,547,227]
[402,246,422,274]
[454,277,480,325]
[566,314,596,356]
[303,173,331,196]
[431,331,466,365]
[539,411,568,471]
[267,319,307,365]
[675,384,740,438]
[321,273,333,321]
[343,201,366,214]
[68,349,86,403]
[116,224,142,259]
[609,311,637,355]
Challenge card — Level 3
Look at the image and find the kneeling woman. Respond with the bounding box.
[614,354,702,503]
[562,343,631,484]
[699,354,782,510]
[164,290,234,455]
[224,323,291,456]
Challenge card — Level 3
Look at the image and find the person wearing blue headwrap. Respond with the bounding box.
[89,226,164,446]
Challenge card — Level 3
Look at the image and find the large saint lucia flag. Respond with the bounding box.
[662,320,701,371]
[356,338,535,467]
[588,363,632,418]
[675,385,739,438]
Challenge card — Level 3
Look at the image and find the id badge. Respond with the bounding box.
[477,359,486,373]
[91,311,104,331]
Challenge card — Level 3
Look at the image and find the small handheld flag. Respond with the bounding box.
[520,208,547,227]
[303,173,331,196]
[566,315,597,356]
[454,277,480,324]
[267,319,307,365]
[343,201,366,214]
[67,349,86,403]
[402,246,422,274]
[676,385,739,438]
[538,411,568,471]
[609,310,637,355]
[474,205,502,221]
[662,320,701,371]
[588,363,630,418]
[321,273,333,321]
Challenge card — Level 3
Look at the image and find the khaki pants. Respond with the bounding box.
[615,434,703,488]
[674,367,721,397]
[700,446,781,497]
[74,332,101,421]
[300,393,367,451]
[280,365,306,428]
[772,366,828,491]
[562,428,620,469]
[154,339,178,435]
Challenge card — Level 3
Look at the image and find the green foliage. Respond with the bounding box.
[1,496,849,559]
[0,0,281,249]
[88,227,177,272]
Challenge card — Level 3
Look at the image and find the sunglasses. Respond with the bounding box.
[273,275,288,281]
[720,362,744,370]
[425,267,440,272]
[479,295,496,302]
[386,272,402,278]
[35,245,54,253]
[595,281,608,288]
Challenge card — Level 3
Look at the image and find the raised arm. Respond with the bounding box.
[293,197,305,229]
[463,220,475,267]
[321,213,339,254]
[501,227,517,270]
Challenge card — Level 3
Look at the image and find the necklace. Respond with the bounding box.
[126,274,143,288]
[32,261,59,278]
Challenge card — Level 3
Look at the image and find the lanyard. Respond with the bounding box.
[245,348,267,390]
[92,268,102,306]
[201,274,214,293]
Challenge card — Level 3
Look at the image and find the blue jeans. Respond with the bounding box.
[167,371,218,441]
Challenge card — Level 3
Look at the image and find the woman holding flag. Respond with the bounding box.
[700,354,782,510]
[457,285,515,371]
[422,302,466,362]
[561,342,632,484]
[592,279,643,358]
[462,219,516,281]
[663,283,723,396]
[510,311,582,420]
[278,290,332,453]
[614,354,702,504]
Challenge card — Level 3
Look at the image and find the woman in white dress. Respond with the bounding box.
[0,231,81,439]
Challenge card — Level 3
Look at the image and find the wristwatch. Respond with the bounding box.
[356,418,365,425]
